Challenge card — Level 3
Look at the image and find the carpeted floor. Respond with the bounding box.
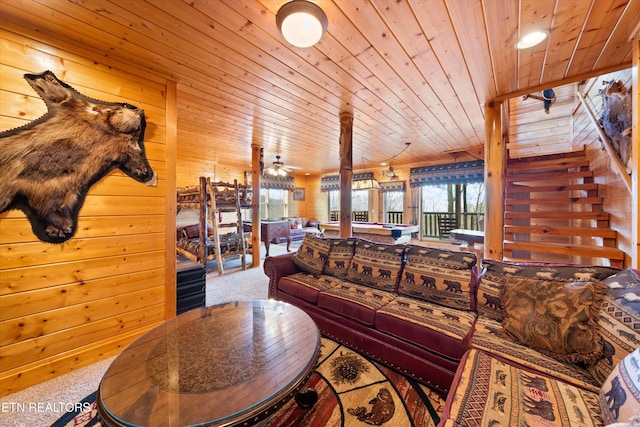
[50,338,444,427]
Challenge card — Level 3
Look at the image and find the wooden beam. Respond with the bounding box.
[251,144,262,267]
[165,79,177,319]
[632,32,639,268]
[484,101,506,261]
[339,112,353,237]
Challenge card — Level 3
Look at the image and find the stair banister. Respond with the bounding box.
[576,89,632,193]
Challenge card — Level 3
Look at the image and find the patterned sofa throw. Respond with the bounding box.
[292,234,331,278]
[346,240,404,292]
[444,349,606,427]
[501,277,607,365]
[398,245,477,311]
[478,260,619,322]
[588,269,640,383]
[599,346,640,425]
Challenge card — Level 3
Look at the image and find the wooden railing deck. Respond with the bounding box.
[328,210,483,240]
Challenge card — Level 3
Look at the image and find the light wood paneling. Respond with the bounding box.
[572,69,634,264]
[508,85,576,158]
[634,33,640,268]
[0,0,638,396]
[0,29,172,396]
[1,0,637,177]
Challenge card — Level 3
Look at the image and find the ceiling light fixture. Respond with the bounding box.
[276,0,328,48]
[515,30,549,49]
[352,178,380,190]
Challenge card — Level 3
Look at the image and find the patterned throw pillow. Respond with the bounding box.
[478,260,619,322]
[323,238,356,279]
[398,245,477,311]
[346,239,404,292]
[292,235,331,278]
[183,224,201,239]
[599,346,640,425]
[182,224,213,239]
[501,276,607,365]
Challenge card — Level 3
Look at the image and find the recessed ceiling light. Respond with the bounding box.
[515,30,549,49]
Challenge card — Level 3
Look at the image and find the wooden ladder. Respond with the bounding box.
[504,148,624,268]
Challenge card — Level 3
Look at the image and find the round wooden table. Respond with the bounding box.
[96,300,320,426]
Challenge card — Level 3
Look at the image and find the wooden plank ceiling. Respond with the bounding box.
[1,0,638,175]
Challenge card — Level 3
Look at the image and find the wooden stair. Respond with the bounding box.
[504,148,624,268]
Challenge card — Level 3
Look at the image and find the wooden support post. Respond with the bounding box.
[339,112,354,237]
[198,176,208,266]
[234,180,247,270]
[632,32,639,268]
[484,101,506,261]
[207,179,224,275]
[165,80,177,319]
[251,144,262,267]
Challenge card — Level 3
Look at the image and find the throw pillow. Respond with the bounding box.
[181,224,214,239]
[346,239,404,292]
[292,234,331,278]
[599,346,640,425]
[478,260,619,322]
[182,224,201,239]
[323,238,356,279]
[501,276,607,365]
[397,245,477,311]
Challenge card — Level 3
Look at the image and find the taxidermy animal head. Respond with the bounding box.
[599,80,632,172]
[0,70,156,243]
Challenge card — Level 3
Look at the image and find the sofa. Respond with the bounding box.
[271,217,320,244]
[264,234,640,426]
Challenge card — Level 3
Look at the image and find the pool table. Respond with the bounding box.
[320,221,419,244]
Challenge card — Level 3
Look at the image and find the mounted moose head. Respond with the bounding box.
[0,71,156,243]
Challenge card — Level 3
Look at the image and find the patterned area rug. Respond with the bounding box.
[51,338,445,427]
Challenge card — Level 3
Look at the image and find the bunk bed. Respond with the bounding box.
[176,177,252,274]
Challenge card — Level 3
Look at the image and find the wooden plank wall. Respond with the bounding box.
[573,69,633,263]
[304,176,328,223]
[507,84,576,262]
[508,84,575,158]
[0,29,173,396]
[175,156,247,189]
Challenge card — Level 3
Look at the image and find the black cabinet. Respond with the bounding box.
[176,258,206,314]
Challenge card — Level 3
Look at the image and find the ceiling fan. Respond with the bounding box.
[383,166,399,180]
[264,155,301,176]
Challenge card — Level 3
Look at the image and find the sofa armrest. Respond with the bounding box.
[263,252,299,298]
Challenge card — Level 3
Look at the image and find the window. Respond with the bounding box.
[260,188,288,219]
[420,182,485,237]
[383,191,404,223]
[328,190,339,220]
[327,189,370,221]
[352,190,369,221]
[352,190,369,211]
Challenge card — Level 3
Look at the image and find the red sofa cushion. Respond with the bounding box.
[375,296,475,360]
[277,272,336,303]
[317,282,396,326]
